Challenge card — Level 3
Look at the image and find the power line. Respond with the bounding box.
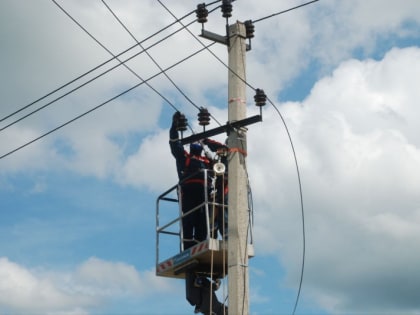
[0,0,197,125]
[0,42,216,160]
[253,0,320,24]
[157,0,261,100]
[157,0,226,126]
[101,0,205,117]
[0,14,197,132]
[267,98,306,315]
[55,0,178,111]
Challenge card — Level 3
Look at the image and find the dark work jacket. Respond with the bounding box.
[169,123,210,185]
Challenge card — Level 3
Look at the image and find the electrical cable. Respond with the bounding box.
[101,0,217,126]
[159,0,319,100]
[231,17,307,313]
[157,0,225,126]
[56,0,178,111]
[253,0,320,24]
[0,16,198,133]
[230,40,307,314]
[209,185,216,315]
[0,42,216,160]
[267,98,306,315]
[0,0,197,125]
[238,132,252,315]
[54,0,195,133]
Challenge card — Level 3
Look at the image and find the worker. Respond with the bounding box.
[169,111,212,249]
[170,112,228,315]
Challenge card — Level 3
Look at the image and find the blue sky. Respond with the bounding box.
[1,1,420,314]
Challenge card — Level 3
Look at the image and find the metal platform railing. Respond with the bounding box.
[156,169,229,278]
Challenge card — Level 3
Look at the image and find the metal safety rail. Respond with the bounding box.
[155,169,228,279]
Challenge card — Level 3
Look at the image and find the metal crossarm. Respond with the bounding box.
[180,114,262,145]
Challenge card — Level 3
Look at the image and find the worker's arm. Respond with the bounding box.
[203,138,227,152]
[169,112,185,158]
[169,113,187,179]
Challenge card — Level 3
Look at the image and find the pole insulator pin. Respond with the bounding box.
[254,89,267,107]
[198,107,211,129]
[196,3,208,24]
[244,20,255,39]
[221,0,232,18]
[177,113,188,132]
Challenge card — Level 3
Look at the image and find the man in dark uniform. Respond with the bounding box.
[169,112,211,250]
[169,112,228,315]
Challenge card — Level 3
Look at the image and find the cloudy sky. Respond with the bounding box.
[1,0,420,314]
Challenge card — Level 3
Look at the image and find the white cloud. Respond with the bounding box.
[0,257,95,314]
[72,257,174,297]
[0,257,176,314]
[309,0,420,64]
[119,128,177,192]
[249,46,420,313]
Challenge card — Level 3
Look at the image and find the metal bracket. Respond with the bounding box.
[200,28,250,50]
[200,29,228,45]
[180,114,262,145]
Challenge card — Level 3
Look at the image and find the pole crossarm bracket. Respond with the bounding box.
[180,114,262,145]
[200,29,228,45]
[200,28,251,50]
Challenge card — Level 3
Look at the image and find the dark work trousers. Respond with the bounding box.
[181,182,208,250]
[185,272,228,315]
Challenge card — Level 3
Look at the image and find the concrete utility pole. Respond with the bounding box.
[227,21,249,315]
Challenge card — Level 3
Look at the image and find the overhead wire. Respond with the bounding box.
[249,2,312,310]
[253,0,320,24]
[0,41,216,160]
[54,0,198,134]
[0,19,195,132]
[157,0,236,88]
[101,0,216,121]
[268,97,306,315]
[157,0,226,126]
[55,0,178,111]
[0,8,198,133]
[0,0,198,126]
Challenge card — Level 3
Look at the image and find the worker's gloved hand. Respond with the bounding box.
[172,111,181,124]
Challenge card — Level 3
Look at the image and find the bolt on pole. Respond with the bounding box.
[227,21,250,315]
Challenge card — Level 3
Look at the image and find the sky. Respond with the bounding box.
[1,0,420,314]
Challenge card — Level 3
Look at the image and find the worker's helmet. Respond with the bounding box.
[190,142,203,155]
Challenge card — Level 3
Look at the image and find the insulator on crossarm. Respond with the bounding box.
[198,107,211,130]
[177,113,188,134]
[221,0,232,18]
[196,3,208,24]
[254,88,267,116]
[254,89,267,107]
[244,20,255,39]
